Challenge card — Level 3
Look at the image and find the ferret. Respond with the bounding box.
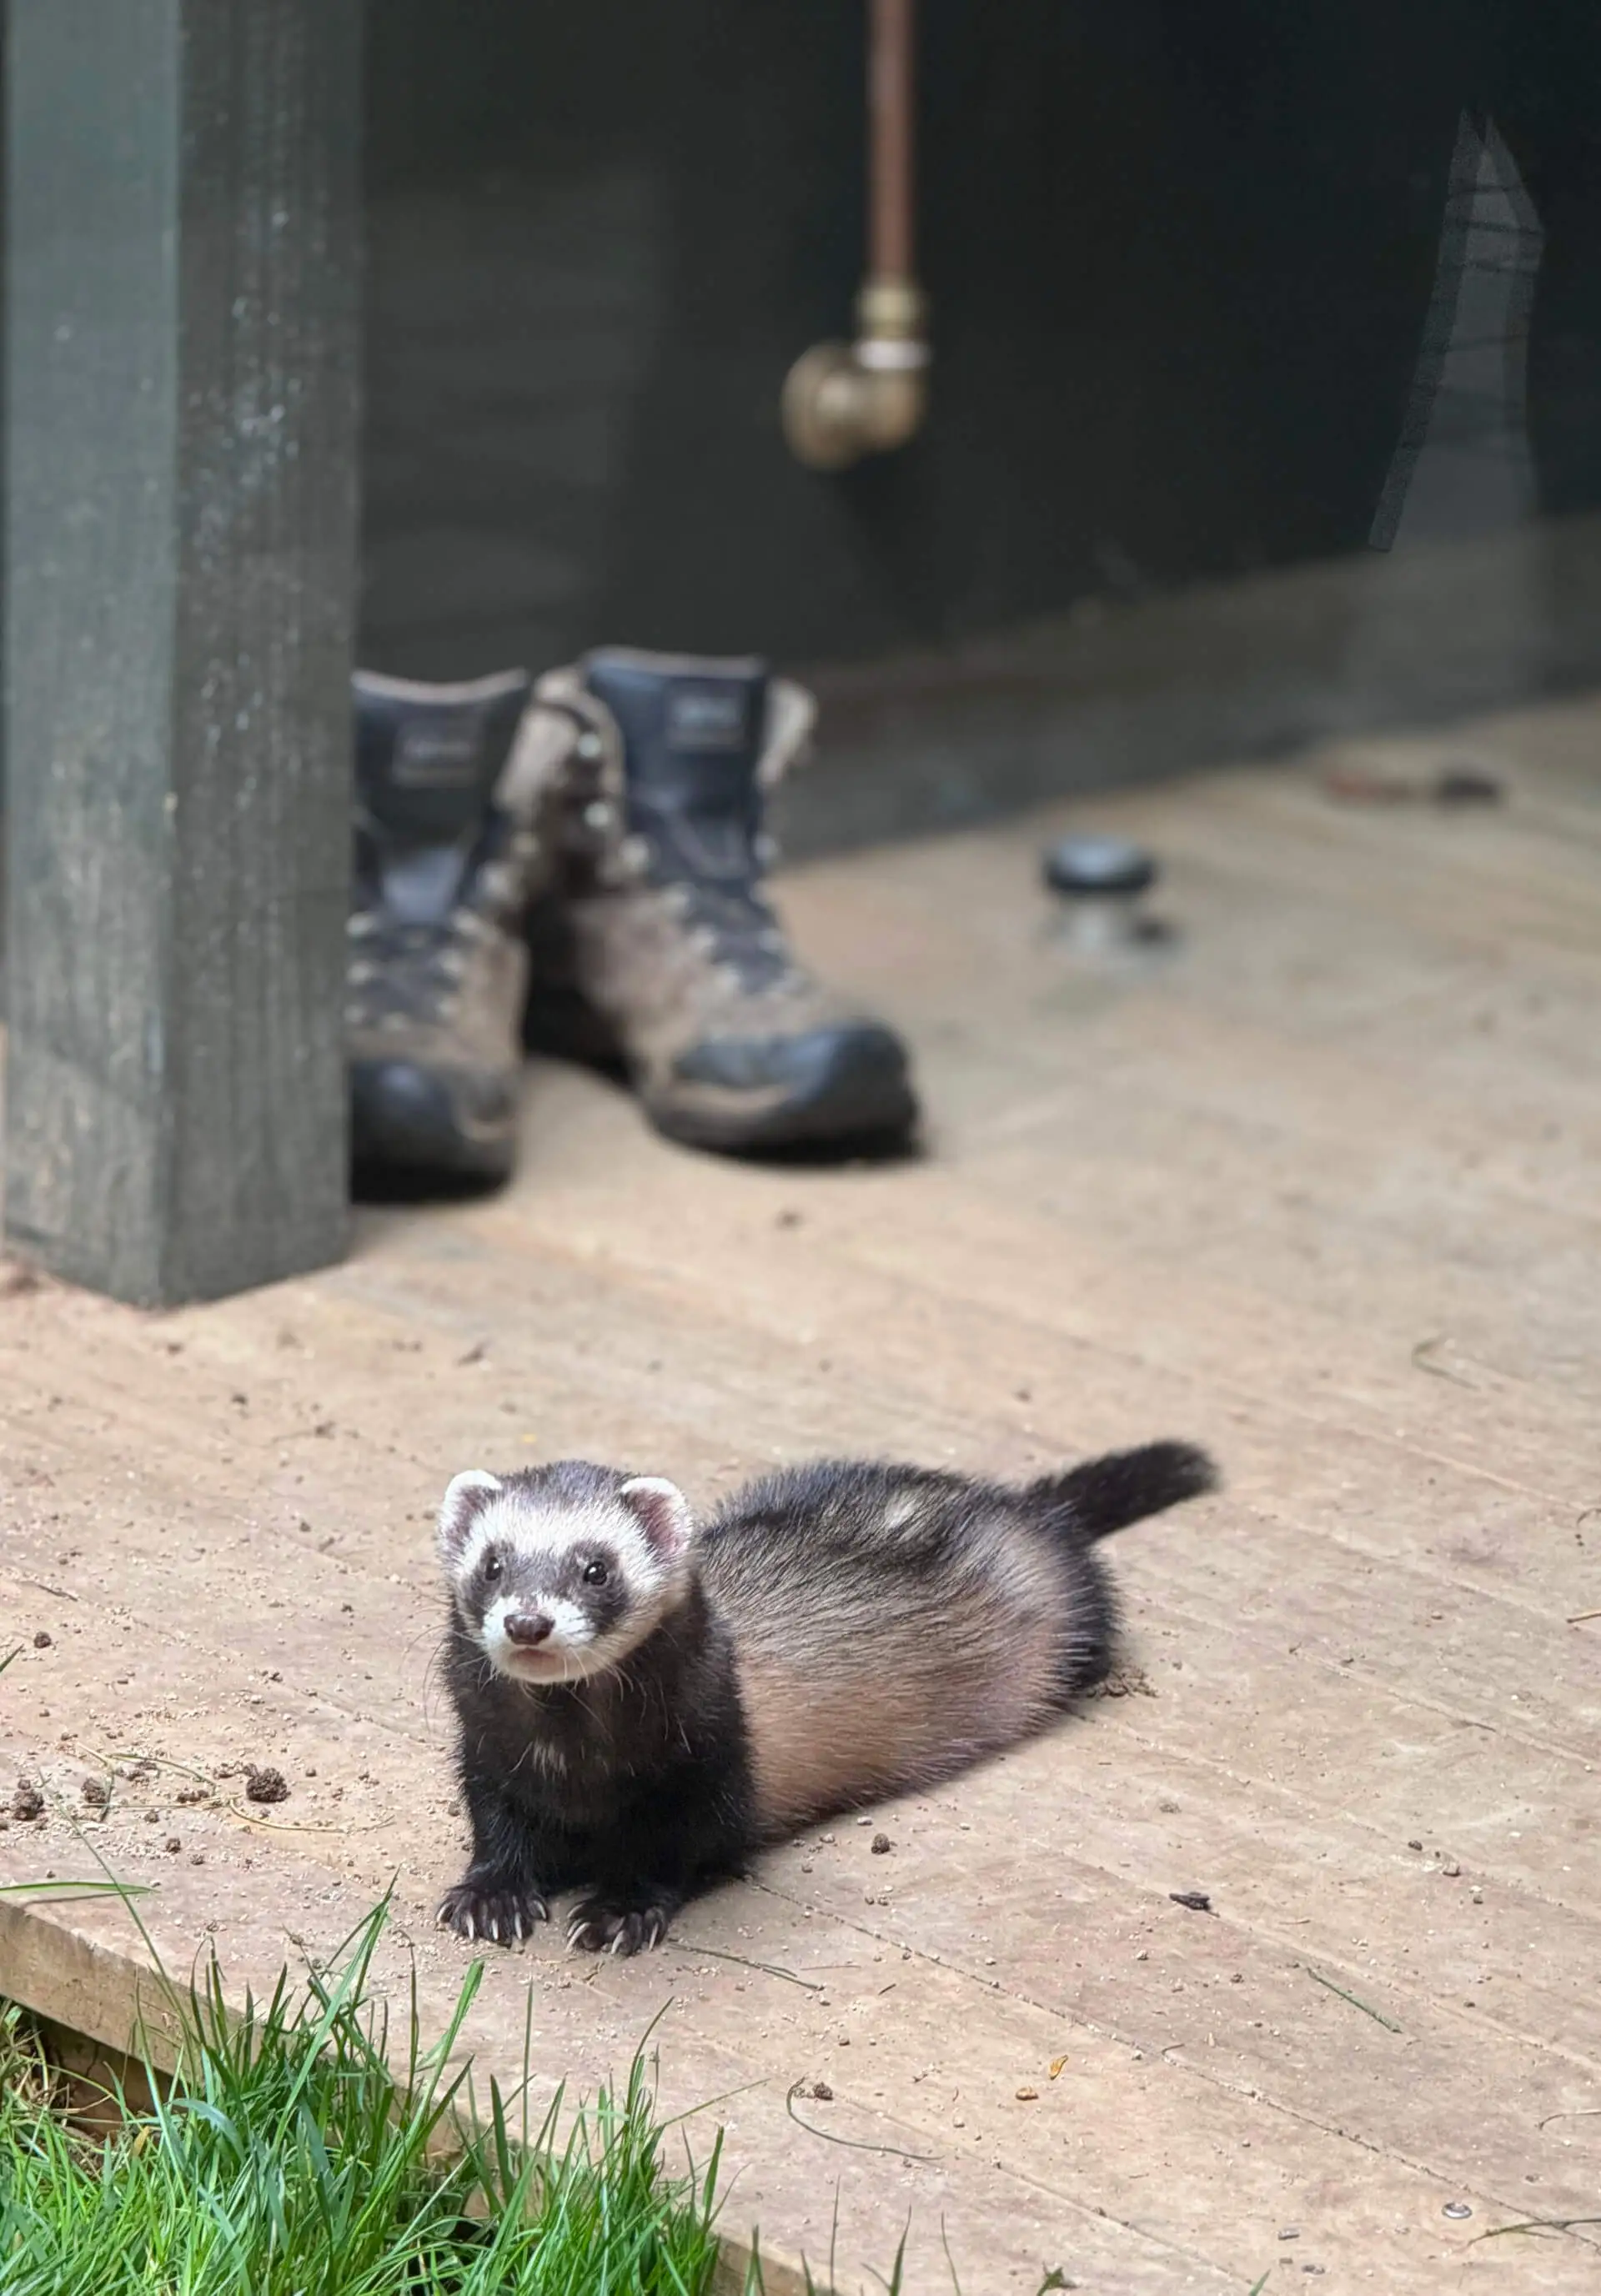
[434,1441,1216,1954]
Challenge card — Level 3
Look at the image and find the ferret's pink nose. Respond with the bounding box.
[504,1611,554,1647]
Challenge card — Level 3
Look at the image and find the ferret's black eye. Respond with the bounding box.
[482,1552,503,1582]
[582,1558,610,1587]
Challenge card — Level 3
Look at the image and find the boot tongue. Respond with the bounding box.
[583,651,769,885]
[354,670,530,921]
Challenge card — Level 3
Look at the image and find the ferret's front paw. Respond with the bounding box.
[436,1880,549,1946]
[565,1893,674,1957]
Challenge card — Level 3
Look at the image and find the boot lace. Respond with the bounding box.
[346,825,535,1032]
[570,750,800,997]
[345,910,481,1031]
[663,869,794,995]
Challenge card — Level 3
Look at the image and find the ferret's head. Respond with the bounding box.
[436,1459,695,1686]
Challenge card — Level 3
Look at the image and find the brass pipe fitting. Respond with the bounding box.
[781,278,930,471]
[782,0,929,471]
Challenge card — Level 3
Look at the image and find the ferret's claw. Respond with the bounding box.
[565,1896,674,1956]
[439,1883,547,1948]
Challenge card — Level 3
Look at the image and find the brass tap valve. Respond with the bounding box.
[782,1,929,471]
[781,279,930,471]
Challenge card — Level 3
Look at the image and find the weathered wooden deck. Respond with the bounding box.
[3,700,1598,2292]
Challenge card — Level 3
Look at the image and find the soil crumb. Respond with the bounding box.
[1089,1664,1155,1699]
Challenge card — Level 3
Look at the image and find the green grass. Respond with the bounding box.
[0,1905,740,2295]
[0,1888,1095,2293]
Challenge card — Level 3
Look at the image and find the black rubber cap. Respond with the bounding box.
[1042,835,1157,899]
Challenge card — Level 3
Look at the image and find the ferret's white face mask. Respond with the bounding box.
[436,1471,696,1683]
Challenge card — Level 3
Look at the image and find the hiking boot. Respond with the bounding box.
[523,648,918,1154]
[348,668,585,1184]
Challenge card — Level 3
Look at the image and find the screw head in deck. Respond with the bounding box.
[1041,834,1162,959]
[1042,835,1157,900]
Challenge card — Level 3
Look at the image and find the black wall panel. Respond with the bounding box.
[363,3,1601,679]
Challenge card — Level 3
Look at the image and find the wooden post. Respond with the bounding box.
[3,0,359,1304]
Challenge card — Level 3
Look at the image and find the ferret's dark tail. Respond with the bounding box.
[1026,1441,1218,1545]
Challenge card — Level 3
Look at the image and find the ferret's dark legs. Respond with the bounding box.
[436,1774,559,1946]
[565,1770,751,1957]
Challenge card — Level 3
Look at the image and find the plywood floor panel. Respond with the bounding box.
[4,699,1600,2291]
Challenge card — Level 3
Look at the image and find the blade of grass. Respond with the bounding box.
[785,2081,937,2163]
[1302,1964,1403,2033]
[672,1938,826,1993]
[0,1878,154,1901]
[1473,2213,1601,2241]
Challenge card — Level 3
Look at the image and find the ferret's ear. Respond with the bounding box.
[619,1476,695,1567]
[437,1469,502,1561]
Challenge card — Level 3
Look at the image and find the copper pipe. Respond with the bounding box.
[781,0,930,469]
[869,0,916,283]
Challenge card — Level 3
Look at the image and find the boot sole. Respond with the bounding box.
[647,1080,920,1156]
